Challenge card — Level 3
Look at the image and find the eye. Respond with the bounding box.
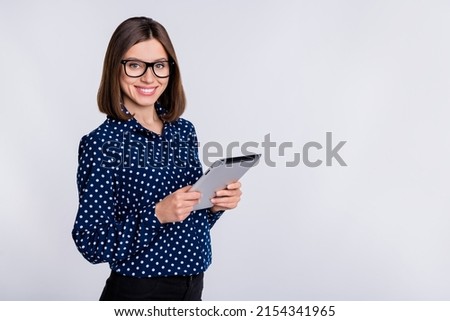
[127,61,144,70]
[154,62,168,69]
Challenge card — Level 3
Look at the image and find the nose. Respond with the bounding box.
[141,67,156,83]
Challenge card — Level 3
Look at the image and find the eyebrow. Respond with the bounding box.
[124,57,169,62]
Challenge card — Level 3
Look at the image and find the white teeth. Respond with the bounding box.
[138,87,156,94]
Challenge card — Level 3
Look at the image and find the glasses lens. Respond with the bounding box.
[124,60,171,78]
[125,61,146,77]
[152,61,170,78]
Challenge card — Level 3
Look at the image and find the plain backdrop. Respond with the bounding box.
[1,0,449,300]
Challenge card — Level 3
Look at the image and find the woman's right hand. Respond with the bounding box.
[155,186,201,224]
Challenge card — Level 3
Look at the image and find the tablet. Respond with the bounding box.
[191,153,261,211]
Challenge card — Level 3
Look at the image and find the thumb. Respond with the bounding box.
[179,185,193,192]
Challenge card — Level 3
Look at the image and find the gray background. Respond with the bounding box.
[1,0,449,300]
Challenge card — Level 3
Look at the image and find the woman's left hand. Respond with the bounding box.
[210,181,242,213]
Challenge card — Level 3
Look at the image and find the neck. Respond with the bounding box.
[133,106,159,124]
[123,102,163,134]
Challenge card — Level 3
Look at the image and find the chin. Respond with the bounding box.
[134,97,159,108]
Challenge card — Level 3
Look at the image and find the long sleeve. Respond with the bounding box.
[72,134,163,264]
[72,114,220,277]
[207,208,223,228]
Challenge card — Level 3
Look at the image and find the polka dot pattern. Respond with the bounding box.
[72,105,223,278]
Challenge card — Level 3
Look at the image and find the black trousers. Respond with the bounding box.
[99,271,204,301]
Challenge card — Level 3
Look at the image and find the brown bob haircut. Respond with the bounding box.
[97,17,186,122]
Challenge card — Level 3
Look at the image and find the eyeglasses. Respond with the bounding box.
[121,59,173,78]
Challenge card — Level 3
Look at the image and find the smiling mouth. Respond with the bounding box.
[136,86,157,95]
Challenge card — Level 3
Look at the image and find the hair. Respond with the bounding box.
[97,17,186,122]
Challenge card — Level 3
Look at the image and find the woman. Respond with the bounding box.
[72,16,242,301]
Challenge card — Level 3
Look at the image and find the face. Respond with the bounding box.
[120,39,170,113]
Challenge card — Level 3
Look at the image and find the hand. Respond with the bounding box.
[155,186,201,223]
[210,181,242,213]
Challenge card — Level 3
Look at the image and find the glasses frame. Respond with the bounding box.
[120,59,174,78]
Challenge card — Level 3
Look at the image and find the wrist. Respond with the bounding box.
[155,202,164,224]
[210,206,224,214]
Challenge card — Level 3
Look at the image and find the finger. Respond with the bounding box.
[186,191,202,199]
[172,199,201,214]
[185,191,201,200]
[174,189,201,200]
[179,185,192,192]
[181,199,201,208]
[211,195,240,205]
[210,200,238,210]
[173,202,198,214]
[215,188,242,197]
[226,181,241,190]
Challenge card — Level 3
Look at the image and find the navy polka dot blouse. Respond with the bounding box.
[72,105,223,278]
